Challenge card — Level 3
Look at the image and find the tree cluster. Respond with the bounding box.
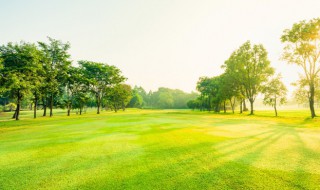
[189,41,287,116]
[0,38,128,120]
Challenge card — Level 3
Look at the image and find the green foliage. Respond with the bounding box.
[79,60,126,114]
[0,41,43,119]
[38,37,72,117]
[262,74,287,116]
[196,76,223,112]
[5,102,16,111]
[223,41,274,114]
[281,17,320,118]
[292,76,320,105]
[129,92,143,108]
[106,84,132,111]
[128,86,197,109]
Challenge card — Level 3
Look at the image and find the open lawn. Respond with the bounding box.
[0,109,320,189]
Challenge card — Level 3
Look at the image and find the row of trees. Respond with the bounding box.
[189,17,320,118]
[0,38,130,120]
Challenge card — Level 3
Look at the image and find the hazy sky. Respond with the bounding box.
[1,0,320,94]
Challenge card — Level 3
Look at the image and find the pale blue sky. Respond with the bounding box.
[1,0,320,94]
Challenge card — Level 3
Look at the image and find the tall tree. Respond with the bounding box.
[262,75,287,116]
[106,84,132,112]
[63,66,88,116]
[79,60,125,114]
[38,37,71,117]
[281,18,320,118]
[0,42,42,120]
[224,41,274,114]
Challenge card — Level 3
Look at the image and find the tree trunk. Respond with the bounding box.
[309,82,316,118]
[96,95,100,114]
[274,95,278,117]
[274,105,278,117]
[50,94,53,117]
[240,99,243,114]
[34,97,38,119]
[230,98,235,114]
[67,105,71,116]
[243,100,247,111]
[122,101,125,111]
[15,93,21,120]
[43,97,47,116]
[249,98,254,115]
[114,103,118,113]
[223,101,226,113]
[12,109,17,118]
[80,107,82,115]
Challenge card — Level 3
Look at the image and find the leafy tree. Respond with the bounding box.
[281,18,320,118]
[38,37,71,117]
[129,92,143,108]
[106,84,132,112]
[132,86,149,106]
[157,89,174,109]
[63,66,89,116]
[219,73,238,113]
[0,42,42,120]
[262,75,287,116]
[79,60,125,114]
[224,41,274,114]
[196,76,222,112]
[187,99,201,110]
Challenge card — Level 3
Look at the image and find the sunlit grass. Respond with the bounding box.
[0,109,320,189]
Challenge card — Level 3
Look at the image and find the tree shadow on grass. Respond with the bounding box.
[105,126,320,190]
[3,122,320,190]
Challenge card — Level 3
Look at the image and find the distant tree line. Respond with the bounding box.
[188,17,320,118]
[128,86,198,109]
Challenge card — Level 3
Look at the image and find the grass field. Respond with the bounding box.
[0,109,320,189]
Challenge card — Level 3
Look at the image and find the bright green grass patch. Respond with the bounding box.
[0,109,320,189]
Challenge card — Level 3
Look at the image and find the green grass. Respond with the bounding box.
[0,109,320,189]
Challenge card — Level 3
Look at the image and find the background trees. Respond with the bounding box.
[281,18,320,118]
[262,75,287,116]
[127,87,197,109]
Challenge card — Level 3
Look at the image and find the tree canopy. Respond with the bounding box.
[281,18,320,118]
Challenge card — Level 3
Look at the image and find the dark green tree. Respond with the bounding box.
[0,42,43,120]
[38,37,71,117]
[79,60,125,114]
